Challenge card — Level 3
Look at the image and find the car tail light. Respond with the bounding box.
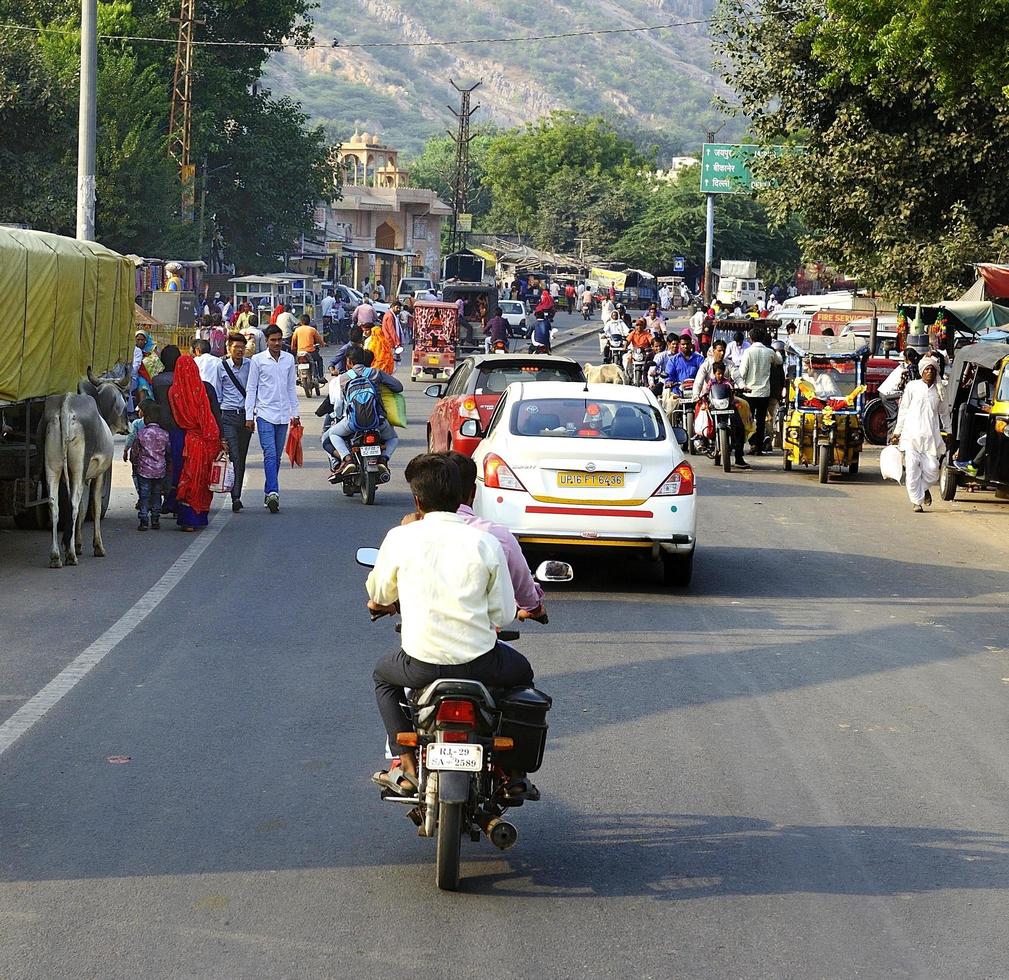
[436,700,477,726]
[653,462,694,496]
[459,396,480,420]
[484,453,526,490]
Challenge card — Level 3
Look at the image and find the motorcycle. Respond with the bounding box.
[604,335,626,366]
[631,347,649,386]
[667,379,697,455]
[339,431,388,505]
[707,380,736,473]
[357,549,573,891]
[297,349,321,398]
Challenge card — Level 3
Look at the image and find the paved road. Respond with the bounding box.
[2,318,1009,979]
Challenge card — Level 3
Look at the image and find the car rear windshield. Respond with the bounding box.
[500,302,523,313]
[475,364,582,395]
[510,398,666,440]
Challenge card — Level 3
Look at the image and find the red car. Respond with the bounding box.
[425,353,585,456]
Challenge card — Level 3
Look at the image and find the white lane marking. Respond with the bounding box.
[0,508,232,756]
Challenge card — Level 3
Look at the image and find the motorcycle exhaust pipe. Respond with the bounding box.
[481,815,518,850]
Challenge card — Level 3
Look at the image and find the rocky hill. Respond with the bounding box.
[264,0,737,159]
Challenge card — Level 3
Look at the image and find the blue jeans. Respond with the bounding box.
[256,418,288,497]
[137,476,163,522]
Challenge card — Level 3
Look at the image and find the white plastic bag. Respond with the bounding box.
[879,444,903,484]
[208,455,235,494]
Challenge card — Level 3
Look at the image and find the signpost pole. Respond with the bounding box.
[703,132,715,304]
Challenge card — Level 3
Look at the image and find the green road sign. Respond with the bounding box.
[699,143,790,194]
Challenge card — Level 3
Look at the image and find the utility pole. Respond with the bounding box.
[703,129,715,304]
[76,0,97,240]
[169,0,201,222]
[447,79,481,255]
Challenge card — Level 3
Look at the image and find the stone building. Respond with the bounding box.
[312,129,452,292]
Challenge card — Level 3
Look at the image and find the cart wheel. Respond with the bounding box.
[818,447,829,484]
[939,461,958,501]
[782,452,792,472]
[862,399,889,446]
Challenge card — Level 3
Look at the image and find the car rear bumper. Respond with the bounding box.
[478,487,697,552]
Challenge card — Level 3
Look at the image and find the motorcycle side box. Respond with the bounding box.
[495,687,552,773]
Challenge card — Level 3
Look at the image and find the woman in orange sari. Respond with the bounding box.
[364,324,394,374]
[168,355,222,531]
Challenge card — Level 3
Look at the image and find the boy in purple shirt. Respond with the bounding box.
[131,402,172,530]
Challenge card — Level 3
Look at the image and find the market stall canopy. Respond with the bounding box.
[0,228,134,404]
[933,301,1009,333]
[977,264,1009,300]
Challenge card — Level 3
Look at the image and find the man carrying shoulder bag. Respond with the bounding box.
[214,332,253,513]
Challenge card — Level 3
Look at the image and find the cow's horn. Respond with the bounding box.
[114,366,131,391]
[86,366,100,387]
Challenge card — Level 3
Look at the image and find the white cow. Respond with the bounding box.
[583,362,627,385]
[43,369,130,568]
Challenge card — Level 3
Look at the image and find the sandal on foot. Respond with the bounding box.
[372,766,418,796]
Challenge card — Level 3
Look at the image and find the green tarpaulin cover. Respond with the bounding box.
[0,228,134,404]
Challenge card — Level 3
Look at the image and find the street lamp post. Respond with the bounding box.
[76,0,97,240]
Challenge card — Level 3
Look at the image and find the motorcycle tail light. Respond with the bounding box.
[484,454,525,490]
[436,700,477,726]
[364,432,378,445]
[653,461,695,496]
[440,730,470,743]
[459,396,480,420]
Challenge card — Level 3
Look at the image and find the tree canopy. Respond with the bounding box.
[0,0,336,270]
[714,0,1009,298]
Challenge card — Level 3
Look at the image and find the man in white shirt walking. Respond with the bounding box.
[275,303,298,341]
[244,324,300,513]
[367,454,530,792]
[892,356,946,512]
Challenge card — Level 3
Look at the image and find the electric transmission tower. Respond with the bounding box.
[447,79,481,254]
[168,0,201,221]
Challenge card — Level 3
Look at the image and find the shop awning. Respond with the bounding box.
[470,246,496,269]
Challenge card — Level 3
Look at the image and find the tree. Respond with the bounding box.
[714,0,1009,298]
[482,112,647,238]
[407,132,494,224]
[612,166,800,279]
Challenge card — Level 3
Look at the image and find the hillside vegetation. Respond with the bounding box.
[264,0,736,156]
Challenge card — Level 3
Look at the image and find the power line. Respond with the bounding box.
[0,17,710,50]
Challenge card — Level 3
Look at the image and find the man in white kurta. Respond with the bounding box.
[893,356,946,511]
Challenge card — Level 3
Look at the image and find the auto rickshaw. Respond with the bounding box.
[938,343,1009,501]
[781,335,868,483]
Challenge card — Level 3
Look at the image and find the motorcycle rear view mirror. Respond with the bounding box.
[459,419,481,438]
[355,547,380,568]
[534,560,574,583]
[670,425,688,449]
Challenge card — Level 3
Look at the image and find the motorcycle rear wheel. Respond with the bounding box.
[361,468,376,506]
[435,801,463,891]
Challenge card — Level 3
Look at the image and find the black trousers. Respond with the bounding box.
[220,410,252,502]
[374,643,534,755]
[745,396,770,450]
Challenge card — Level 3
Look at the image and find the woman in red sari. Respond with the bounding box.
[168,355,222,531]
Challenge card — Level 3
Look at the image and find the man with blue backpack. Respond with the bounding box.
[324,346,402,482]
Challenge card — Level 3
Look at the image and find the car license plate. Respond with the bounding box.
[557,471,625,489]
[426,742,483,771]
[360,445,382,457]
[427,355,441,365]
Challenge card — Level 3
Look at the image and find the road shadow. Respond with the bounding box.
[543,544,1009,599]
[460,811,1009,900]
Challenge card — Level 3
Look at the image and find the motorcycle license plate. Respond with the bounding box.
[557,471,624,489]
[427,743,483,771]
[360,445,382,457]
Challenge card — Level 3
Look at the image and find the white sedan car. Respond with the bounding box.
[466,382,697,585]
